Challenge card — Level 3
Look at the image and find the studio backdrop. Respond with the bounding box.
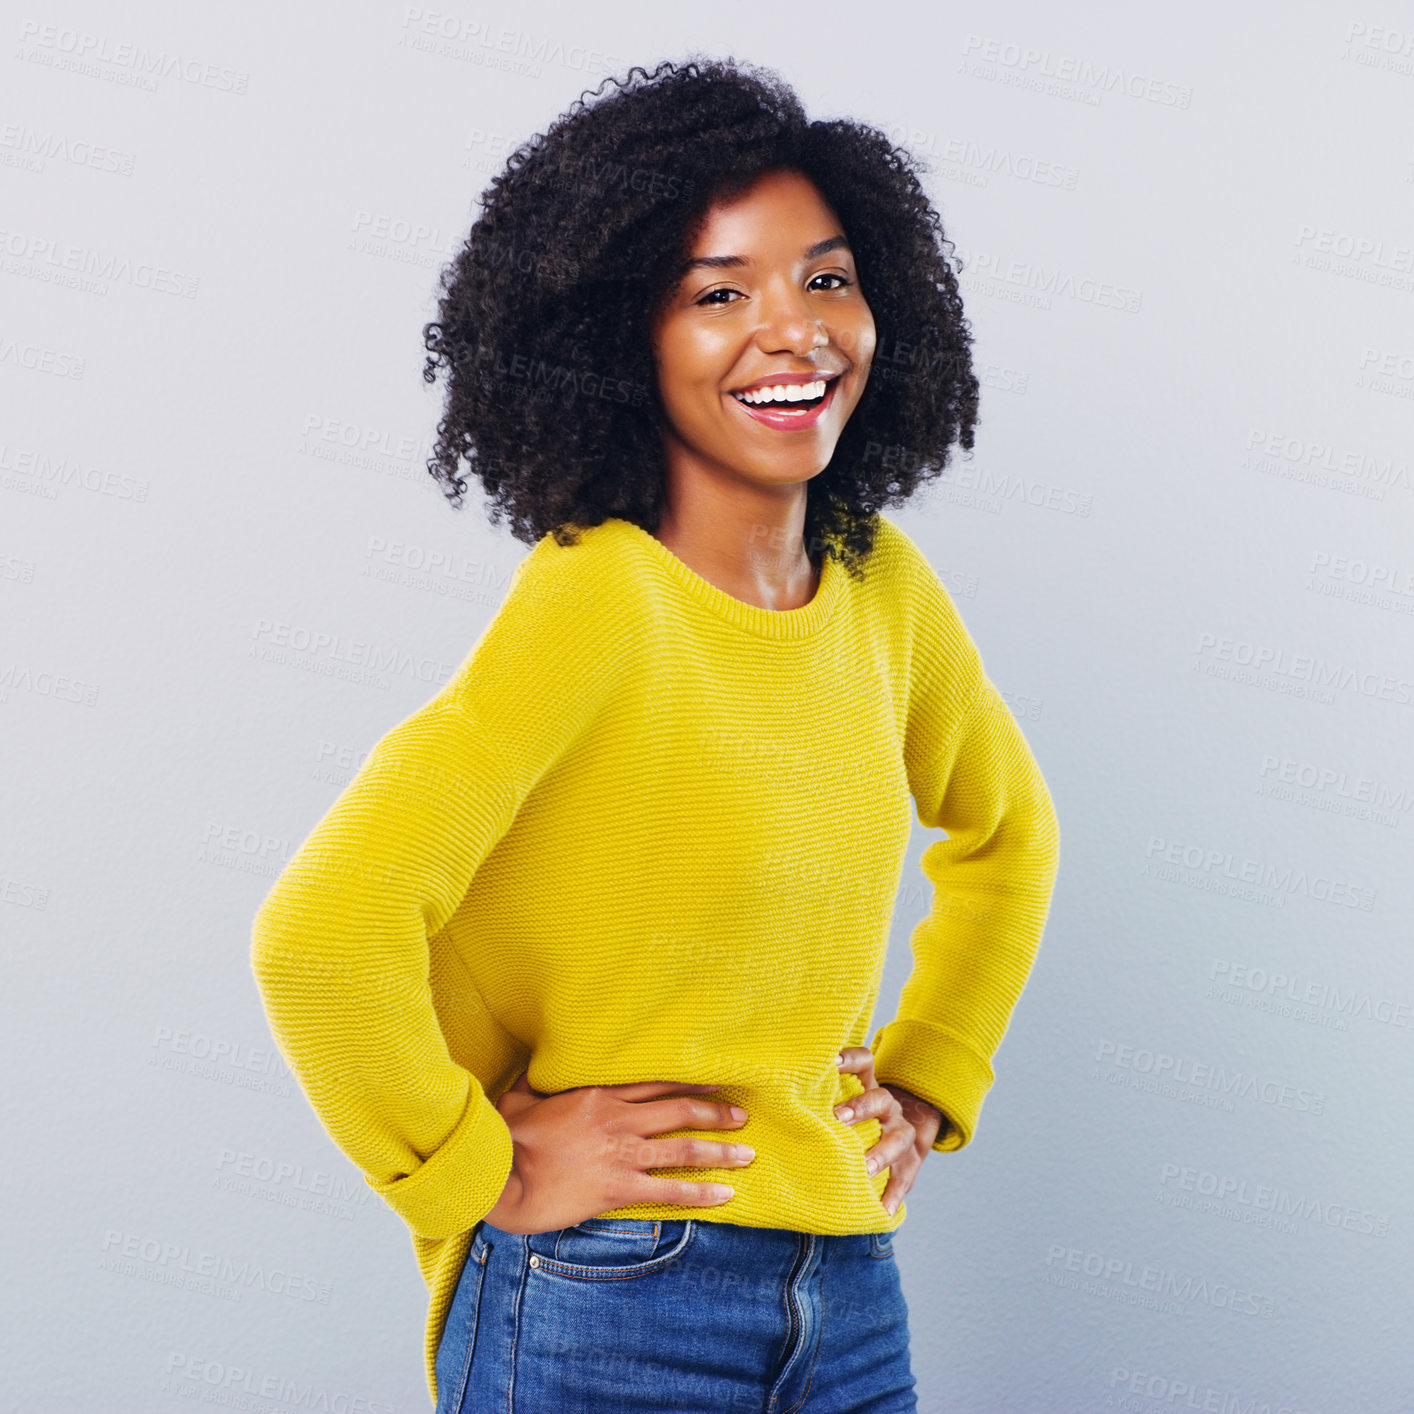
[4,3,1411,1411]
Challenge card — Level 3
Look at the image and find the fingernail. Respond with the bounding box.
[865,1157,878,1174]
[835,1053,844,1066]
[835,1105,854,1122]
[730,1106,747,1121]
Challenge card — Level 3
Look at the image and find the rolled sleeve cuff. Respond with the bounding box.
[870,1018,994,1153]
[365,1091,515,1239]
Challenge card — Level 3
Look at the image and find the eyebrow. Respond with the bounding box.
[677,233,851,278]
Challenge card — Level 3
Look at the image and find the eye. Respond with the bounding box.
[809,272,852,291]
[695,287,743,306]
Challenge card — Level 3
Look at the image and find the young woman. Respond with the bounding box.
[251,57,1060,1413]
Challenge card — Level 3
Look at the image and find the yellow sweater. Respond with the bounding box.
[249,513,1060,1406]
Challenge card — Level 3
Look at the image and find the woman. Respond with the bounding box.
[251,57,1060,1412]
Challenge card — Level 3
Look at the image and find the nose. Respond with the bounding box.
[752,278,828,358]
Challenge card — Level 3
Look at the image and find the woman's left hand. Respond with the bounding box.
[835,1045,945,1216]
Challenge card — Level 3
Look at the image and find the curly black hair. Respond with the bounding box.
[421,54,979,578]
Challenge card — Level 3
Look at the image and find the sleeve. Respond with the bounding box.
[248,543,625,1239]
[870,579,1061,1155]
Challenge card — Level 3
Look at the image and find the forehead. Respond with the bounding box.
[688,169,846,253]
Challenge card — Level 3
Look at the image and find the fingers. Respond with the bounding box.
[642,1176,738,1206]
[834,1081,898,1125]
[606,1080,728,1102]
[838,1045,878,1094]
[873,1113,921,1215]
[863,1128,913,1175]
[633,1093,747,1134]
[668,1135,755,1169]
[607,1085,750,1137]
[834,1082,915,1201]
[615,1129,755,1205]
[623,1133,754,1173]
[861,1117,917,1216]
[877,1167,909,1217]
[494,1080,751,1232]
[494,1072,542,1119]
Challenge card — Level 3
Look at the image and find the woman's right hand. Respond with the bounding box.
[482,1069,754,1234]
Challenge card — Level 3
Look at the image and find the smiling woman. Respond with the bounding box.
[649,168,876,610]
[419,55,981,586]
[250,55,1061,1414]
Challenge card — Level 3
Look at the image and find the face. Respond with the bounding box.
[650,167,876,494]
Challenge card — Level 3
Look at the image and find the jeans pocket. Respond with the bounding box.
[869,1229,896,1260]
[436,1229,490,1414]
[528,1217,697,1281]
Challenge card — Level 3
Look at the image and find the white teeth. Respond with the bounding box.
[733,378,828,405]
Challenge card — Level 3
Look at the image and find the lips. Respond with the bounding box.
[732,369,842,394]
[728,374,841,431]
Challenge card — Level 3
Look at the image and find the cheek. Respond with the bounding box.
[852,313,878,365]
[655,335,716,408]
[662,375,720,427]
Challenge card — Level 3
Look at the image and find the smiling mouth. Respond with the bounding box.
[730,374,840,411]
[726,375,843,432]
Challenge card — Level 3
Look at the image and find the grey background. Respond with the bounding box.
[4,2,1412,1411]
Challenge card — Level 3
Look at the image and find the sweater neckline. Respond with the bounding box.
[607,518,844,640]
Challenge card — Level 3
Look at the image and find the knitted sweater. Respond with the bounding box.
[249,513,1060,1406]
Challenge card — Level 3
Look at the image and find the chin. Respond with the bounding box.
[749,461,832,488]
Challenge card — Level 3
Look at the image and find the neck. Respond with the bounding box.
[651,464,818,614]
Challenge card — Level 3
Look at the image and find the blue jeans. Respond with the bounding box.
[435,1216,918,1413]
